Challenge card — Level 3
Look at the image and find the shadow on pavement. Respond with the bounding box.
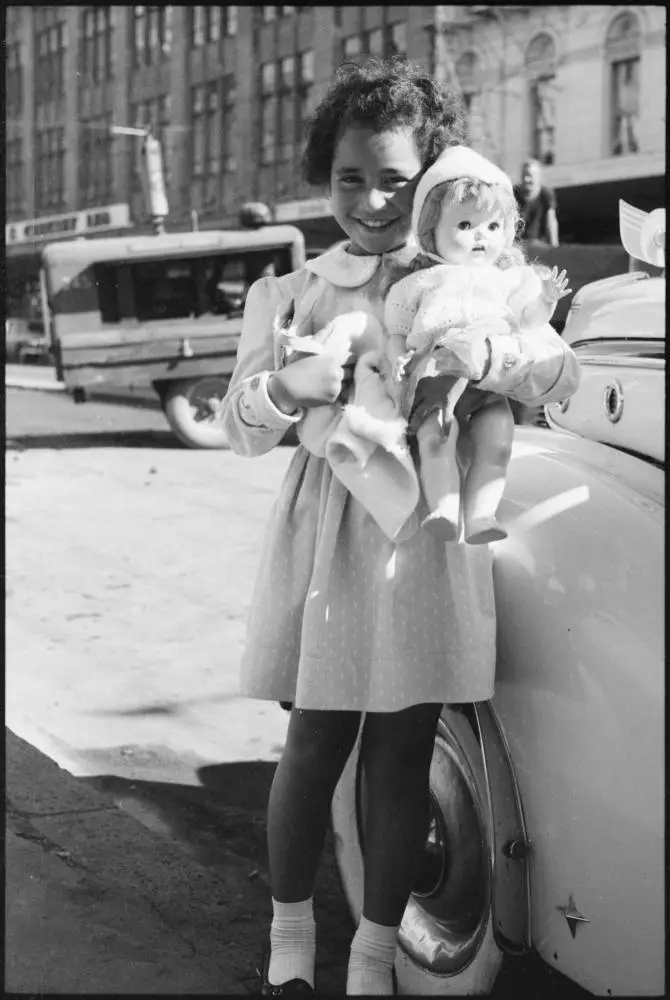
[82,763,354,992]
[7,429,183,451]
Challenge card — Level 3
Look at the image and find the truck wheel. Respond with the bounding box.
[162,376,231,449]
[331,706,503,995]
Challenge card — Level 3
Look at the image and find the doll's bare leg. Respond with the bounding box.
[416,409,461,541]
[462,397,514,544]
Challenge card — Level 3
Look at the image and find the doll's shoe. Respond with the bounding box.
[422,510,460,542]
[259,951,315,996]
[464,518,508,545]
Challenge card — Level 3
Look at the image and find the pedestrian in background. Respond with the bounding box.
[222,57,579,996]
[514,158,560,247]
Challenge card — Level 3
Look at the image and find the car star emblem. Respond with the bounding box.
[556,895,591,938]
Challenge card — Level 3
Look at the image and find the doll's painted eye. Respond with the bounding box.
[489,221,501,231]
[457,221,471,231]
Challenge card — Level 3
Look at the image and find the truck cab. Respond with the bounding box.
[41,225,305,448]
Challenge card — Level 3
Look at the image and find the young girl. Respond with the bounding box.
[385,144,572,544]
[221,58,580,996]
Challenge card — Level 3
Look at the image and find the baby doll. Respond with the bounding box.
[384,145,571,544]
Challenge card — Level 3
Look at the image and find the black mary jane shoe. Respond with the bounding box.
[259,951,315,996]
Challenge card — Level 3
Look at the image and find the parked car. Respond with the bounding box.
[5,317,51,365]
[331,205,664,996]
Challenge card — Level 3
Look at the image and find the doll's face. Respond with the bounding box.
[434,199,509,266]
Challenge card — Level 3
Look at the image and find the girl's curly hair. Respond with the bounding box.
[302,57,467,187]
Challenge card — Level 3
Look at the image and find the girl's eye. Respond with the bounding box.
[489,222,500,231]
[383,177,409,189]
[457,221,471,231]
[338,175,361,187]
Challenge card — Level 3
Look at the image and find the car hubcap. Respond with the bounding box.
[356,716,491,974]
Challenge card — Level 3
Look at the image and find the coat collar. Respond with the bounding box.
[305,238,420,288]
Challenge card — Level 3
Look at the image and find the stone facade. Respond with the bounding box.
[6,5,666,243]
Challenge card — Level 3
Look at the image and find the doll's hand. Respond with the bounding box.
[268,355,345,411]
[537,265,572,303]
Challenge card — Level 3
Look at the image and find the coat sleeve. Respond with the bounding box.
[474,322,581,405]
[220,274,306,457]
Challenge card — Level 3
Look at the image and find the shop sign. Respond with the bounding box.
[6,203,132,247]
[274,197,333,222]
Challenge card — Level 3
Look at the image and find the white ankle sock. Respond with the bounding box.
[347,915,399,995]
[268,897,316,988]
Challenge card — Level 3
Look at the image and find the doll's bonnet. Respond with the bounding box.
[411,145,514,248]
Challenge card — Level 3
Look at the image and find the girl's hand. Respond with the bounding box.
[409,374,463,434]
[268,354,346,411]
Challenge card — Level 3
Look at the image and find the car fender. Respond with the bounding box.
[489,426,664,996]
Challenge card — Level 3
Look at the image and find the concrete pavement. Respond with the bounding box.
[6,728,269,994]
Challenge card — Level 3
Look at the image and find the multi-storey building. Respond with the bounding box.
[6,5,666,321]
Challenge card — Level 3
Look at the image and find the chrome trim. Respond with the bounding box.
[603,380,624,423]
[473,702,532,954]
[576,356,665,370]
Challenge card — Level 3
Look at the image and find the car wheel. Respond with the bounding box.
[331,706,502,995]
[163,376,231,449]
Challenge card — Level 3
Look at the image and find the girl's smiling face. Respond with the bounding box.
[330,125,423,256]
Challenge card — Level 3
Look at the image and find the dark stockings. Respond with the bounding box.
[267,703,441,924]
[359,703,442,925]
[268,708,362,902]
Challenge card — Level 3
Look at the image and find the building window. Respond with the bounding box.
[79,116,114,207]
[261,97,278,165]
[82,8,113,83]
[343,35,362,58]
[261,61,277,94]
[190,6,236,46]
[456,51,481,118]
[192,6,206,46]
[7,43,23,116]
[388,22,406,56]
[191,82,224,206]
[606,12,641,157]
[35,127,67,214]
[223,6,238,36]
[221,76,237,172]
[160,6,173,55]
[279,93,295,162]
[134,5,171,65]
[368,28,384,57]
[280,55,296,90]
[299,51,314,85]
[134,6,147,62]
[7,138,25,217]
[34,22,67,104]
[526,33,558,166]
[297,50,315,139]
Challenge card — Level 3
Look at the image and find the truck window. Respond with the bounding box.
[93,246,292,324]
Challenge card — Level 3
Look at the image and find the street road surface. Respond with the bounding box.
[6,386,587,998]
